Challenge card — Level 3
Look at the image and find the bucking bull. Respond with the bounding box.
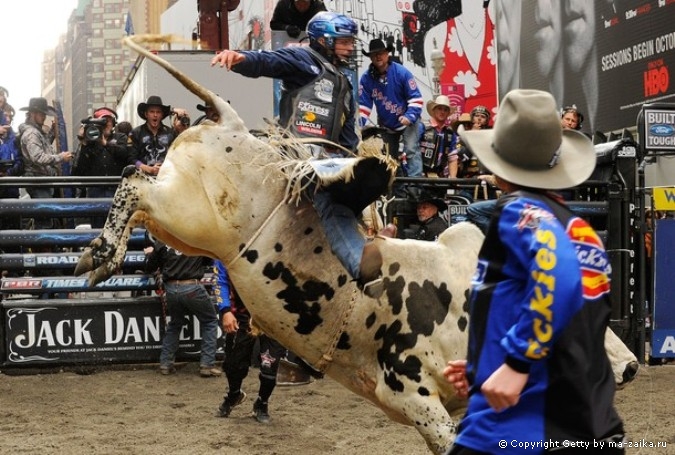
[75,36,639,454]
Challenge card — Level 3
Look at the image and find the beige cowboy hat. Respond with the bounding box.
[459,89,595,190]
[426,95,452,117]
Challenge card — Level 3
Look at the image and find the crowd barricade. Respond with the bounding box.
[0,176,220,369]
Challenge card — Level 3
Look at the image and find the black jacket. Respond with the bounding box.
[414,215,447,241]
[270,0,327,32]
[145,241,212,281]
[72,133,131,177]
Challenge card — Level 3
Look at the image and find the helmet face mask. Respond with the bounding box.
[307,12,358,66]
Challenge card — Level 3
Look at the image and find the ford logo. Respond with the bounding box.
[650,124,675,136]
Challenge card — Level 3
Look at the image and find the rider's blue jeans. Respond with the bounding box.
[312,190,366,280]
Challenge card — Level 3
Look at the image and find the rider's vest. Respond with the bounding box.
[420,122,455,172]
[279,48,351,144]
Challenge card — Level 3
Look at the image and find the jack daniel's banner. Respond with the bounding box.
[2,297,222,365]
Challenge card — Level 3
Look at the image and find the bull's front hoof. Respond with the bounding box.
[88,266,113,287]
[619,360,639,388]
[74,249,95,276]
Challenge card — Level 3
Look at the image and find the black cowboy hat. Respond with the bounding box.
[19,97,57,116]
[362,38,394,56]
[137,95,171,120]
[417,192,447,212]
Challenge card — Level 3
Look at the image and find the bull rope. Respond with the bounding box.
[226,198,287,268]
[314,288,359,373]
[226,190,358,373]
[225,186,358,373]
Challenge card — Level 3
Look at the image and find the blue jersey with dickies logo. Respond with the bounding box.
[456,191,623,454]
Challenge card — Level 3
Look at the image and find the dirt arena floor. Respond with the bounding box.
[0,362,673,454]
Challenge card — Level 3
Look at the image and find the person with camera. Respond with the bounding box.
[130,96,178,176]
[171,107,191,135]
[72,107,131,227]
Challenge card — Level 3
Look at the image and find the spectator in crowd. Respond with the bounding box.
[18,97,73,228]
[211,12,389,297]
[116,120,133,137]
[443,89,624,454]
[419,94,458,178]
[171,107,191,136]
[144,239,221,378]
[455,106,492,184]
[0,107,22,232]
[560,104,584,131]
[469,105,491,130]
[412,193,448,241]
[214,260,286,423]
[130,96,176,176]
[359,38,424,178]
[0,86,12,116]
[270,0,327,39]
[193,101,220,125]
[559,1,598,133]
[72,107,132,227]
[453,113,480,180]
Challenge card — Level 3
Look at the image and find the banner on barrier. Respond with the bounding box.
[652,187,675,211]
[652,218,675,358]
[2,298,223,365]
[1,275,157,294]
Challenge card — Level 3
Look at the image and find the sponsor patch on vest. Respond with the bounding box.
[516,205,555,231]
[314,78,334,103]
[297,101,330,117]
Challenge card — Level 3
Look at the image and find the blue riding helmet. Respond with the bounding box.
[307,12,357,64]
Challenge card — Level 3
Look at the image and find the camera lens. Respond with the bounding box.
[85,124,102,141]
[180,116,190,126]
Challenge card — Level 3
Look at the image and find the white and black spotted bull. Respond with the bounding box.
[74,35,638,454]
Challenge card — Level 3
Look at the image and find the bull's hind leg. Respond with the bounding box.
[75,166,154,285]
[380,392,457,455]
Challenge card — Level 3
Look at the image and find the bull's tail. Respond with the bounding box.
[122,35,246,134]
